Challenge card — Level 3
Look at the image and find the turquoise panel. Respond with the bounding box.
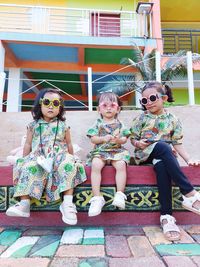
[156,243,200,256]
[0,230,22,246]
[8,43,78,62]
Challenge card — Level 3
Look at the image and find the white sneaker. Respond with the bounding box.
[59,202,77,225]
[6,202,30,217]
[112,191,127,209]
[88,196,106,217]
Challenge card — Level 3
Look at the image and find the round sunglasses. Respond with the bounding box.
[40,98,63,108]
[99,102,119,109]
[140,94,162,106]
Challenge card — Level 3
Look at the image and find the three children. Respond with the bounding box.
[6,85,200,241]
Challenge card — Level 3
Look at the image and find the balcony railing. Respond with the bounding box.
[0,4,148,38]
[162,29,200,54]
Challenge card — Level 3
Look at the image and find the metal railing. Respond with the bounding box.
[0,4,144,38]
[162,29,200,54]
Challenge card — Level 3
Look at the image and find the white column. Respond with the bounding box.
[135,90,141,108]
[155,50,161,82]
[88,67,93,111]
[186,51,195,105]
[7,68,22,112]
[0,41,5,112]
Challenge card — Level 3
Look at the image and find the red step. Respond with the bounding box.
[0,165,200,226]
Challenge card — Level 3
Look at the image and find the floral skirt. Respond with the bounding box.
[13,152,87,202]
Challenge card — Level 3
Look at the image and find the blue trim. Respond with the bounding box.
[0,32,157,47]
[8,43,78,62]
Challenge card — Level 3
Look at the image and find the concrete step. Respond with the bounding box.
[0,165,200,226]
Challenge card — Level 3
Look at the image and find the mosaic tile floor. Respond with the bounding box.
[0,225,200,266]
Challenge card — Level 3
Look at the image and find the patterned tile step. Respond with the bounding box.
[2,186,199,212]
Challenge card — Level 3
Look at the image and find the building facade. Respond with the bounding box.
[0,0,199,112]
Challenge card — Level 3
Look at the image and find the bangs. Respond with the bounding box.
[98,92,118,104]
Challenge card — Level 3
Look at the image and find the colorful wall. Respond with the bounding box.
[0,0,136,10]
[0,0,67,6]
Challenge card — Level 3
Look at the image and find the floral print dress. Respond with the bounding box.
[130,110,183,165]
[13,118,86,202]
[86,118,131,165]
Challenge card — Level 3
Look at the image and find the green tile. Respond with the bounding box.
[156,244,200,256]
[83,228,104,245]
[0,230,22,246]
[28,235,61,257]
[79,258,108,267]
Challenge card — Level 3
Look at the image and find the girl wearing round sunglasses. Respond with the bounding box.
[130,81,200,241]
[86,92,130,217]
[6,88,87,225]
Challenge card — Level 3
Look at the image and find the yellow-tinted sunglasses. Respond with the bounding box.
[40,98,63,108]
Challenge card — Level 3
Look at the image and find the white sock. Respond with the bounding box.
[63,195,73,204]
[20,199,30,206]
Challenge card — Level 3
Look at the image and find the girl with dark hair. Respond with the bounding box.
[87,92,130,217]
[6,88,86,225]
[130,81,200,241]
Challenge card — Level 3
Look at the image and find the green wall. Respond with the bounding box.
[173,89,200,105]
[67,0,136,11]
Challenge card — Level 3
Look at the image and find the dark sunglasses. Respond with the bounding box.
[140,94,161,106]
[40,98,63,108]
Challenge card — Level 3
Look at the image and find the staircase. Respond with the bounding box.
[1,165,200,227]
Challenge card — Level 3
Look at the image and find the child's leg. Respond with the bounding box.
[60,188,77,225]
[6,195,30,217]
[112,160,126,192]
[150,142,194,194]
[153,161,172,215]
[88,158,106,217]
[111,160,127,209]
[151,143,200,211]
[91,158,105,196]
[153,160,180,241]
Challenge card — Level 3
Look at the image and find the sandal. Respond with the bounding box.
[160,214,181,241]
[182,192,200,215]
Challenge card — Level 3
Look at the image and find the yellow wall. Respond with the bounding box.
[0,0,136,10]
[0,1,67,6]
[64,0,135,11]
[161,0,200,23]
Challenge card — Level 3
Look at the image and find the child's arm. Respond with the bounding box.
[65,128,74,155]
[173,144,199,166]
[91,135,113,144]
[23,128,33,157]
[111,135,127,145]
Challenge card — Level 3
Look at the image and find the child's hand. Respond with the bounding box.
[187,159,200,166]
[137,139,151,150]
[172,147,178,157]
[103,134,113,143]
[111,135,126,144]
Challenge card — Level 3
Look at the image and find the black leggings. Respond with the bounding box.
[146,142,194,215]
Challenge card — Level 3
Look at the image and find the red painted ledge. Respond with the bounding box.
[1,165,200,186]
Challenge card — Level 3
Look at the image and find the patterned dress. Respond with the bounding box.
[86,118,131,165]
[13,118,86,202]
[130,110,183,165]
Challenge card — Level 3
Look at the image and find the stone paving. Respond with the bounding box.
[0,225,200,267]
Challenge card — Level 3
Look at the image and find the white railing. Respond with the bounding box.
[0,4,148,38]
